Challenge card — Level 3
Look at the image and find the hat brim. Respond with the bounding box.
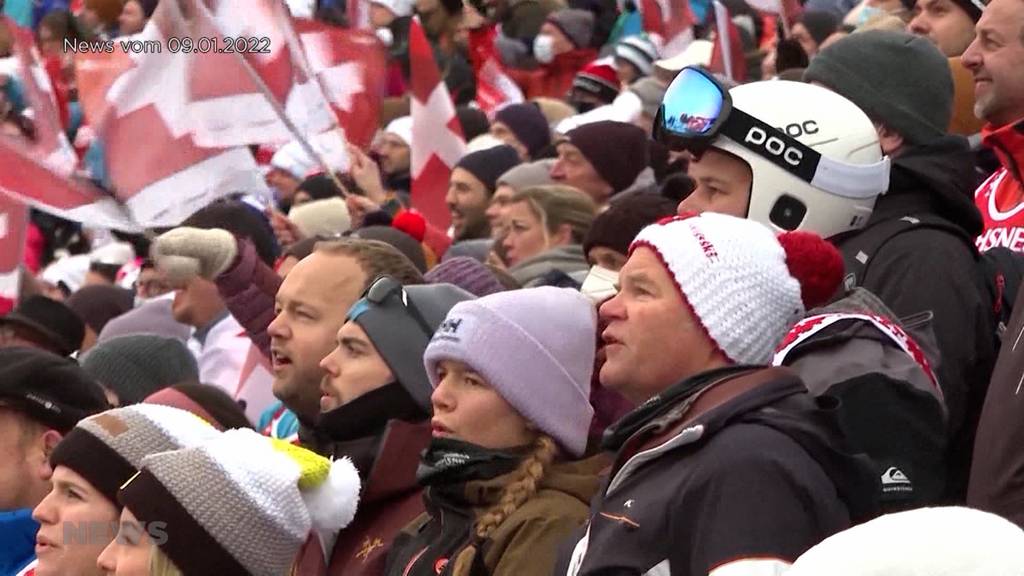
[0,314,74,355]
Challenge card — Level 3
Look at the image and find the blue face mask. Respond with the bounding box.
[856,5,885,26]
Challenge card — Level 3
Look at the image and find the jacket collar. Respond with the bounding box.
[362,419,432,504]
[983,118,1024,184]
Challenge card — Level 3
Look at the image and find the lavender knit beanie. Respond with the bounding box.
[423,286,596,456]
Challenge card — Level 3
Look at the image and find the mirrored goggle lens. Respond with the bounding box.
[660,67,725,137]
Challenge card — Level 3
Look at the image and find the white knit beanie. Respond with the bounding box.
[119,428,360,576]
[271,141,318,181]
[371,0,415,17]
[384,115,413,147]
[788,507,1024,575]
[630,213,843,365]
[289,197,352,238]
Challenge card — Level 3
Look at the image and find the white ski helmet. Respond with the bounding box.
[655,69,890,239]
[717,80,889,238]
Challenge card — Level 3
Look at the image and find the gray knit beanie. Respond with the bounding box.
[804,30,953,146]
[81,335,199,404]
[547,9,595,49]
[49,404,220,505]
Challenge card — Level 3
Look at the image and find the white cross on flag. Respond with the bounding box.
[410,17,466,230]
[294,20,385,149]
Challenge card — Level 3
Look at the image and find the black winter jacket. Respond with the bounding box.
[555,366,878,576]
[833,136,995,500]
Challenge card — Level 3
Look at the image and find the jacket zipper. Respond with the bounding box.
[403,501,446,576]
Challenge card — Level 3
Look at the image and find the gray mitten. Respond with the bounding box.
[151,227,238,284]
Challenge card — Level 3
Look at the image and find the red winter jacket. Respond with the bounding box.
[509,48,597,100]
[215,238,282,359]
[974,119,1024,252]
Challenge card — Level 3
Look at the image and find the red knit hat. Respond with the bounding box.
[571,61,621,105]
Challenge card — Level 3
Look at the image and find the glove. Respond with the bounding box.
[151,227,238,284]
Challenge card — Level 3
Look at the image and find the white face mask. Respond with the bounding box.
[581,265,620,305]
[376,26,395,47]
[533,34,555,64]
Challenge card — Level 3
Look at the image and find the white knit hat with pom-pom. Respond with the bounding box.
[630,212,843,365]
[118,428,360,576]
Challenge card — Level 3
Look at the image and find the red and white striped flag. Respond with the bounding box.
[0,17,136,230]
[709,0,748,82]
[640,0,696,57]
[409,17,466,230]
[468,26,524,116]
[0,195,27,315]
[294,19,385,149]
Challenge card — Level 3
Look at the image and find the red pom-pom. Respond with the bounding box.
[392,210,427,242]
[777,231,844,310]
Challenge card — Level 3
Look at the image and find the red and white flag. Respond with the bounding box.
[158,0,337,148]
[294,19,385,149]
[640,0,695,57]
[0,195,27,315]
[709,0,748,82]
[409,18,466,230]
[0,18,136,230]
[468,26,524,116]
[74,0,298,227]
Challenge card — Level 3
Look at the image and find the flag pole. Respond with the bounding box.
[195,0,350,196]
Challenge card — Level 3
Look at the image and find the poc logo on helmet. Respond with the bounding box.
[744,126,805,167]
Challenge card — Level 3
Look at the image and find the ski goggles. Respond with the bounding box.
[346,275,433,334]
[653,66,890,200]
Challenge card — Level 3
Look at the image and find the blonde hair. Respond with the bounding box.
[511,186,597,245]
[474,435,558,539]
[451,436,559,572]
[149,545,184,576]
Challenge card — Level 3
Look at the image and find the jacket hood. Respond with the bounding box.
[881,135,983,237]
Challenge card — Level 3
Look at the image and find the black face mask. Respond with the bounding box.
[416,437,527,487]
[316,381,426,443]
[571,100,598,114]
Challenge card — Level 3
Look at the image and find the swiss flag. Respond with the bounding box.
[640,0,696,57]
[409,18,466,230]
[0,18,136,230]
[162,0,337,148]
[75,1,275,227]
[709,0,748,82]
[0,195,27,315]
[294,19,386,149]
[468,26,525,116]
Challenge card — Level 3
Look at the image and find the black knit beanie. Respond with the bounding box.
[804,30,953,146]
[562,121,650,193]
[453,145,522,193]
[583,194,678,256]
[494,103,552,159]
[798,11,840,46]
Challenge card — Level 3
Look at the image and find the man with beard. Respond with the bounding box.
[447,145,521,242]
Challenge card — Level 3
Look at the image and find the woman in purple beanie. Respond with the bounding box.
[384,287,607,576]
